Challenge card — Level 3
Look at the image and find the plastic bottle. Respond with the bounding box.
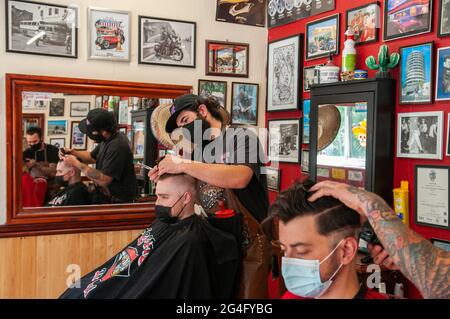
[342,26,356,72]
[393,181,409,225]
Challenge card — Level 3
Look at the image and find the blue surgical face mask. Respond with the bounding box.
[282,239,344,298]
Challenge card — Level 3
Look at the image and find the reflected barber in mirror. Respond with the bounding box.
[60,108,137,204]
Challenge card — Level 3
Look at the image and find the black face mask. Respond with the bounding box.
[182,115,211,145]
[55,175,69,187]
[87,131,105,143]
[155,193,186,224]
[30,142,42,152]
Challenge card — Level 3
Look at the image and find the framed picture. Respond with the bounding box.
[70,121,87,150]
[87,7,131,62]
[438,0,450,37]
[346,2,379,46]
[431,238,450,251]
[216,0,266,27]
[303,99,310,144]
[118,99,129,125]
[399,42,433,104]
[303,65,322,92]
[435,46,450,101]
[447,114,450,156]
[397,111,443,160]
[268,118,301,163]
[265,167,280,192]
[198,79,228,108]
[22,113,45,137]
[231,82,259,125]
[119,127,127,135]
[6,0,78,58]
[138,16,196,68]
[47,119,67,136]
[206,41,249,77]
[305,14,340,60]
[415,165,449,230]
[50,137,65,148]
[49,98,65,116]
[383,0,432,41]
[70,102,90,117]
[301,149,310,174]
[267,34,303,112]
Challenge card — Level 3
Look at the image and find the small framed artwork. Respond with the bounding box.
[268,118,301,163]
[397,111,443,160]
[70,121,87,150]
[431,238,450,251]
[5,0,78,58]
[447,114,450,157]
[206,41,249,77]
[50,138,65,149]
[22,113,45,137]
[216,0,266,27]
[267,34,303,112]
[88,7,131,62]
[47,120,67,136]
[438,0,450,37]
[139,16,196,68]
[198,79,228,108]
[383,0,433,41]
[303,65,321,92]
[118,99,129,125]
[305,14,340,60]
[301,149,310,174]
[119,126,127,135]
[346,2,379,45]
[265,167,280,192]
[435,46,450,101]
[49,98,65,116]
[303,99,310,144]
[70,102,90,117]
[399,42,433,104]
[231,82,259,125]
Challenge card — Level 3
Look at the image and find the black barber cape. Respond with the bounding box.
[60,215,240,299]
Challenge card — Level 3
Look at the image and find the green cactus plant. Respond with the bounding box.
[365,45,400,79]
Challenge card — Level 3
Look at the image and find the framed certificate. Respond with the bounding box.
[431,238,450,252]
[415,165,450,230]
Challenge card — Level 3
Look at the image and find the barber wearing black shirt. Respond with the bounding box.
[60,108,137,203]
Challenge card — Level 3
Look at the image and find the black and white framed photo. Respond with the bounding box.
[397,111,443,160]
[265,167,280,192]
[435,46,450,101]
[6,0,78,58]
[415,165,450,230]
[49,137,65,148]
[399,42,433,104]
[383,0,433,41]
[70,102,90,117]
[303,65,322,92]
[49,98,65,116]
[305,14,340,60]
[267,34,303,112]
[139,16,196,68]
[301,149,309,173]
[438,0,450,37]
[268,118,301,163]
[231,82,259,125]
[346,2,379,46]
[198,79,227,108]
[87,7,131,62]
[216,0,266,27]
[70,121,87,150]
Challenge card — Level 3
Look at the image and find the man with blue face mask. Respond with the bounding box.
[269,181,390,299]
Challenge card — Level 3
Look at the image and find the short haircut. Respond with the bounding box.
[26,126,42,138]
[269,180,360,239]
[158,173,197,196]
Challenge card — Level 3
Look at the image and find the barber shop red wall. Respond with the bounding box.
[266,0,450,243]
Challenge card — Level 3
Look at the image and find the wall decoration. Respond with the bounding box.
[397,111,443,160]
[198,79,227,108]
[267,0,335,28]
[383,0,432,41]
[216,0,266,27]
[366,44,400,78]
[431,238,450,251]
[6,0,77,58]
[118,99,129,125]
[447,114,450,156]
[49,137,65,148]
[70,102,90,117]
[70,121,87,150]
[47,119,67,136]
[49,98,65,116]
[399,42,433,104]
[139,16,196,68]
[302,99,310,144]
[265,167,280,191]
[88,7,131,62]
[267,34,302,112]
[231,82,259,125]
[436,46,450,101]
[22,91,52,109]
[268,118,301,163]
[306,14,340,60]
[22,113,44,137]
[438,0,450,37]
[303,64,322,92]
[301,149,309,173]
[206,41,249,77]
[346,2,379,45]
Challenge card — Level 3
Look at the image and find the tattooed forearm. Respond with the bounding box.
[78,163,111,187]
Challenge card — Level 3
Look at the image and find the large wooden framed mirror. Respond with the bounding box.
[1,74,191,237]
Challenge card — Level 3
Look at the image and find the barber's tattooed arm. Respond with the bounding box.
[309,181,450,299]
[78,162,113,188]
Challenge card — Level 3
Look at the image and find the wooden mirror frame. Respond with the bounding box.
[1,74,192,238]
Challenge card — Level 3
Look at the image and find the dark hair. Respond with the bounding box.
[26,126,42,138]
[268,180,360,238]
[190,95,228,123]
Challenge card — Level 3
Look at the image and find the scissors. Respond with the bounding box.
[136,162,153,171]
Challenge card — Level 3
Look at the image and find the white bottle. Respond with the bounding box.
[342,26,357,72]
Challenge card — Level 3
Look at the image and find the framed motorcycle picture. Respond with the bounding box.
[138,16,196,68]
[87,7,131,62]
[206,40,249,77]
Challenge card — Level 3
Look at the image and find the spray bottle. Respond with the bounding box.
[342,26,356,72]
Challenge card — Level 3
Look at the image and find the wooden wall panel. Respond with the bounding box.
[0,229,143,299]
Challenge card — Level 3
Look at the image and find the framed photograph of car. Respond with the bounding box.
[206,41,249,77]
[88,7,131,62]
[305,14,340,60]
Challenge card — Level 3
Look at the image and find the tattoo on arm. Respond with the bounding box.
[79,163,104,184]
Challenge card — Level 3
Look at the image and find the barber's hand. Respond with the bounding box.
[25,159,36,169]
[63,154,80,168]
[59,147,73,160]
[367,243,399,270]
[148,166,160,182]
[156,155,189,177]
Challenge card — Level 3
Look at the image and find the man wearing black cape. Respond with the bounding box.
[60,173,240,299]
